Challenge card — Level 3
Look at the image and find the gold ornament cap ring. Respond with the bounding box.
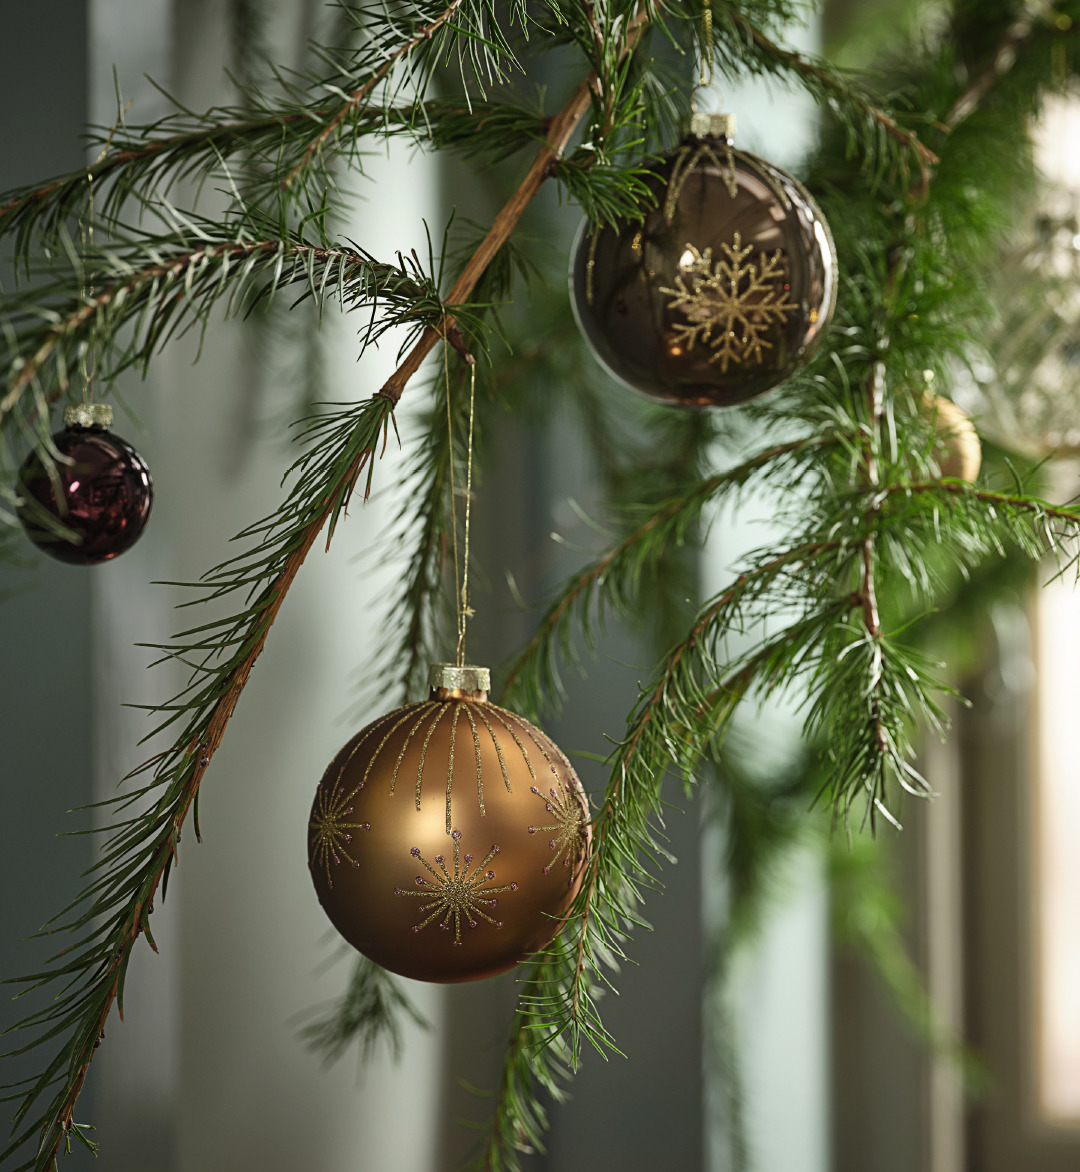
[428,662,490,701]
[64,403,113,429]
[687,112,736,141]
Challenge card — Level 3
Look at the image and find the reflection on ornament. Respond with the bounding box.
[308,664,590,983]
[570,113,836,408]
[16,403,153,564]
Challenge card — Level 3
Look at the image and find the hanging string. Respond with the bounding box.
[456,362,477,668]
[442,340,461,642]
[80,102,131,405]
[442,339,479,668]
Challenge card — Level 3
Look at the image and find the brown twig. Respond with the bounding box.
[39,431,383,1169]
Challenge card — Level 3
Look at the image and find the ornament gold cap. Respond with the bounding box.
[428,662,490,697]
[686,112,736,141]
[64,403,113,429]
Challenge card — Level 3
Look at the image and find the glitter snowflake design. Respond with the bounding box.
[394,829,517,945]
[659,233,796,372]
[309,780,371,888]
[528,774,589,879]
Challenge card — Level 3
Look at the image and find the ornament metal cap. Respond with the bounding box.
[428,662,490,698]
[686,112,736,142]
[64,403,113,429]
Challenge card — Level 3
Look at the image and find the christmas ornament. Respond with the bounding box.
[922,392,981,482]
[308,663,591,984]
[16,404,153,565]
[570,113,837,408]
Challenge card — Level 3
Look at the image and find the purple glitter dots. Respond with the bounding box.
[528,826,536,834]
[468,920,477,929]
[492,845,500,854]
[496,921,503,930]
[510,882,518,891]
[453,940,463,947]
[412,925,419,933]
[550,787,557,797]
[451,829,461,841]
[464,853,473,864]
[344,834,352,843]
[394,887,402,895]
[440,923,449,931]
[410,846,421,857]
[549,839,557,850]
[416,877,425,885]
[486,870,495,879]
[530,786,539,794]
[435,855,445,865]
[363,823,371,831]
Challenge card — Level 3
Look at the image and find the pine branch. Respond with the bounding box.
[377,3,654,404]
[299,953,429,1066]
[712,2,938,182]
[944,0,1059,129]
[1,395,394,1172]
[501,435,835,715]
[0,226,441,465]
[282,0,470,189]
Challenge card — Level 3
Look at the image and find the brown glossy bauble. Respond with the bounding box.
[16,404,153,565]
[922,393,982,482]
[570,114,837,408]
[307,665,591,984]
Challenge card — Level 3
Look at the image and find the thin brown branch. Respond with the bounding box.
[281,0,468,190]
[720,6,938,182]
[944,1,1057,130]
[896,480,1080,524]
[40,431,385,1167]
[377,77,596,405]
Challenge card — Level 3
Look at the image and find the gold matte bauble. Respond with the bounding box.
[922,393,982,482]
[570,114,837,408]
[307,665,591,983]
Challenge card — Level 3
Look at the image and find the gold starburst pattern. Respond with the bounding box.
[660,233,796,372]
[528,780,589,879]
[309,780,371,888]
[394,830,517,945]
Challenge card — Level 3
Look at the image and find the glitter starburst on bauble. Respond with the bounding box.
[307,663,591,984]
[570,113,838,408]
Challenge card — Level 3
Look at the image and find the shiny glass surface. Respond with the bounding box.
[570,138,838,408]
[17,425,153,565]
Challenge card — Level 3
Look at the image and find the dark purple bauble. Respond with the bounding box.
[17,412,153,565]
[570,115,837,409]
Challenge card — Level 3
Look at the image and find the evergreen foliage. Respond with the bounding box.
[3,0,1080,1168]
